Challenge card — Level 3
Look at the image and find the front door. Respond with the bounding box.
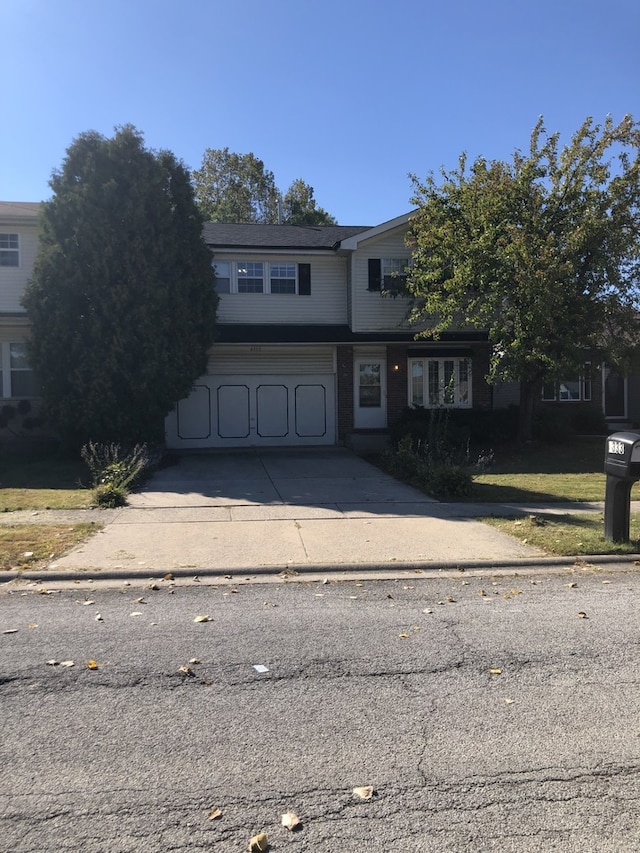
[354,357,387,428]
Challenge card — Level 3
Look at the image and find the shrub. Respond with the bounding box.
[93,483,127,508]
[81,441,163,504]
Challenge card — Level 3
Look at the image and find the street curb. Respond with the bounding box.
[3,553,638,583]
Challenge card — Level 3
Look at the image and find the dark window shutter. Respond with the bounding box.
[298,263,311,295]
[368,258,381,291]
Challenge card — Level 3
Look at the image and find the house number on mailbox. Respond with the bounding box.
[608,440,625,455]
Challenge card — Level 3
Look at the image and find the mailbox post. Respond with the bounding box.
[604,431,640,542]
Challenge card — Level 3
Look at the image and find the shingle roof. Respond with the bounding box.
[202,222,370,250]
[0,201,41,220]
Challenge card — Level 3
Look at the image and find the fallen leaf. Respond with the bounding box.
[447,596,456,603]
[189,658,201,665]
[194,614,210,623]
[353,785,374,800]
[148,583,160,591]
[398,632,409,638]
[46,659,59,666]
[489,668,502,675]
[566,582,577,588]
[178,665,195,677]
[60,660,75,667]
[208,807,221,821]
[28,623,38,629]
[248,831,269,852]
[577,611,588,619]
[129,611,143,617]
[82,600,95,606]
[2,628,18,634]
[163,573,174,581]
[504,698,515,704]
[135,597,146,604]
[281,811,301,831]
[86,659,99,670]
[422,608,432,614]
[95,613,103,622]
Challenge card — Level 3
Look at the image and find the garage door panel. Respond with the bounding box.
[295,384,327,437]
[217,385,250,438]
[177,385,211,440]
[257,384,289,437]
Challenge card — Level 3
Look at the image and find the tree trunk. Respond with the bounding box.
[518,379,539,443]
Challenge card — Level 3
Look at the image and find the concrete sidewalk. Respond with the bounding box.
[3,448,636,578]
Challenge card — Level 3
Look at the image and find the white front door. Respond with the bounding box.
[354,356,387,428]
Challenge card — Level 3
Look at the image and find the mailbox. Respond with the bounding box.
[604,431,640,542]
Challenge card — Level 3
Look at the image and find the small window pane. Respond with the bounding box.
[559,378,580,401]
[428,362,440,405]
[359,363,381,408]
[458,360,469,405]
[0,233,19,267]
[411,361,424,406]
[270,263,296,294]
[212,260,231,293]
[237,261,264,293]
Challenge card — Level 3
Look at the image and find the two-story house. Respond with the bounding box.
[2,200,634,446]
[164,213,492,450]
[0,202,40,410]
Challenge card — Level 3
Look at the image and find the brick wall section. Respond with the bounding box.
[386,345,409,430]
[472,345,492,409]
[336,345,354,441]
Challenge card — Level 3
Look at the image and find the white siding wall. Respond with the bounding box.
[350,227,414,332]
[0,224,39,313]
[207,345,335,375]
[215,254,348,325]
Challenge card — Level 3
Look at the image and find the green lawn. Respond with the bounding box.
[0,450,92,511]
[470,439,630,503]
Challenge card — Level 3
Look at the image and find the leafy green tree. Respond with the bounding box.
[192,148,338,224]
[407,115,640,441]
[281,179,337,225]
[192,148,279,223]
[23,125,218,447]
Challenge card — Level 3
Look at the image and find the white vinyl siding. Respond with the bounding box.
[215,255,348,324]
[0,224,40,313]
[350,227,414,332]
[207,345,335,375]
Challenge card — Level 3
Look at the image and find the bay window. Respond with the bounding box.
[409,357,472,408]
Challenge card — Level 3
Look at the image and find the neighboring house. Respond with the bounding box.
[0,202,40,432]
[165,213,492,450]
[1,201,635,447]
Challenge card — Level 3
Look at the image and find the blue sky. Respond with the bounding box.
[2,0,638,225]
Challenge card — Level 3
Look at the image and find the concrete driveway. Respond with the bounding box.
[50,447,544,574]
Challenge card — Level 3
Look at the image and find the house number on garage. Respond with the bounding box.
[250,346,262,353]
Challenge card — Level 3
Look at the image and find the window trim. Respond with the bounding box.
[212,260,310,295]
[408,356,472,409]
[368,257,410,292]
[0,233,20,268]
[0,342,37,399]
[542,363,592,402]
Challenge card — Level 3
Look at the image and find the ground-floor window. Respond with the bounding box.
[409,357,472,408]
[542,363,592,402]
[0,342,38,398]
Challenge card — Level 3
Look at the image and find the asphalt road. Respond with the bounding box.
[1,568,640,852]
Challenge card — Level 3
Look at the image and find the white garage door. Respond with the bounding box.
[166,374,336,448]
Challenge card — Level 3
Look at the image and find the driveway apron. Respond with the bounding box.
[50,448,544,573]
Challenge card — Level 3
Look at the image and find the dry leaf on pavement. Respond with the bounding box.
[489,668,502,675]
[281,811,301,831]
[248,831,269,851]
[194,614,210,623]
[208,807,221,820]
[353,786,374,800]
[86,659,99,670]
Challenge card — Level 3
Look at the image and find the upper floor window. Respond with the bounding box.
[212,260,311,295]
[0,233,19,267]
[409,357,472,408]
[542,363,592,402]
[368,257,409,293]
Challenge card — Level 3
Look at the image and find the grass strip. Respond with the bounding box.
[483,513,640,556]
[0,524,100,571]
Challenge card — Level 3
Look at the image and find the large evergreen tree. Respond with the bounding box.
[407,115,640,441]
[23,125,218,447]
